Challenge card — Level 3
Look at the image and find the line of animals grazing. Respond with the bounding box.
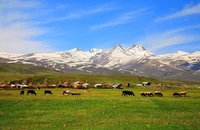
[121,91,187,97]
[20,89,187,97]
[20,89,81,96]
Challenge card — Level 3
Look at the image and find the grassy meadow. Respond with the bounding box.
[0,63,200,129]
[0,87,200,130]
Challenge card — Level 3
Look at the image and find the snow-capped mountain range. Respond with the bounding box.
[0,44,200,82]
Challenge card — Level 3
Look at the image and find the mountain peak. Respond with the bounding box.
[113,44,125,50]
[175,51,189,55]
[113,44,123,49]
[127,44,152,56]
[109,44,127,55]
[70,48,83,52]
[89,48,103,53]
[132,44,146,51]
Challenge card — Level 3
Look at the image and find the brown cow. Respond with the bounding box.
[63,90,71,95]
[179,91,187,96]
[141,92,154,97]
[154,91,163,97]
[63,90,81,95]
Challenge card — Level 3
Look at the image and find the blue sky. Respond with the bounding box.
[0,0,200,54]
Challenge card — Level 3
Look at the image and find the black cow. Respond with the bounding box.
[122,91,135,96]
[27,90,36,95]
[20,90,24,95]
[173,92,180,97]
[71,92,81,95]
[44,90,53,95]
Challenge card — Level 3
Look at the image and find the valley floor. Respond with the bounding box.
[0,88,200,130]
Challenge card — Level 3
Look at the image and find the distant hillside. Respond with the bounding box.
[0,63,62,74]
[0,63,199,88]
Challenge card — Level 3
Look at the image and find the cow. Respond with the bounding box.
[141,92,154,97]
[146,92,154,97]
[179,91,187,96]
[94,84,102,88]
[154,91,163,97]
[63,90,71,95]
[44,90,53,95]
[121,91,135,96]
[27,90,36,95]
[173,92,180,97]
[20,90,24,95]
[71,92,81,95]
[140,92,147,97]
[63,90,81,95]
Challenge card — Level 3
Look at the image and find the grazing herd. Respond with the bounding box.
[19,89,81,96]
[122,91,163,97]
[19,89,188,97]
[121,91,187,97]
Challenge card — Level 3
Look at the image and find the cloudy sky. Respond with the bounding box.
[0,0,200,54]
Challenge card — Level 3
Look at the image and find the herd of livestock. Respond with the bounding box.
[121,90,187,97]
[20,89,187,97]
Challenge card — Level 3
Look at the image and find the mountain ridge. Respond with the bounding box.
[0,44,199,82]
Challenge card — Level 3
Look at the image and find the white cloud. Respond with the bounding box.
[0,0,40,9]
[156,3,200,21]
[91,8,148,30]
[147,34,200,52]
[0,22,53,54]
[0,0,53,54]
[0,1,118,54]
[0,41,52,54]
[140,25,200,53]
[55,2,116,21]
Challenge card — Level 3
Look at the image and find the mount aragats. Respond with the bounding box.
[0,44,200,82]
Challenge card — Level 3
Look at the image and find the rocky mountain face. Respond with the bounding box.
[0,44,199,82]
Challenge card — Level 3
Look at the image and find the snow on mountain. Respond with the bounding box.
[148,50,200,72]
[11,48,103,63]
[1,44,199,69]
[6,48,105,69]
[88,48,104,54]
[64,48,92,62]
[5,44,153,69]
[127,44,153,56]
[175,50,189,55]
[151,50,196,64]
[107,45,132,62]
[189,51,200,61]
[90,44,152,67]
[0,44,200,82]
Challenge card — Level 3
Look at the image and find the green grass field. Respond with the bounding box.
[0,88,199,130]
